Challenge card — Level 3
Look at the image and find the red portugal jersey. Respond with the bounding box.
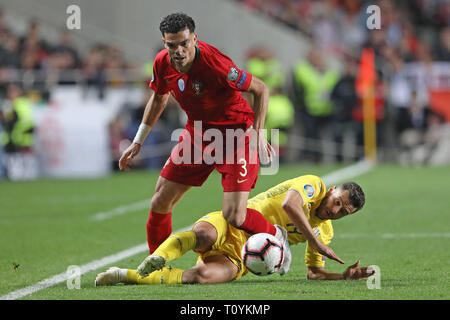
[149,41,254,129]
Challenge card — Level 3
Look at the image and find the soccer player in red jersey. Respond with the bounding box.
[119,13,292,275]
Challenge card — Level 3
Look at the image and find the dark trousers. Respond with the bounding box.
[302,113,331,162]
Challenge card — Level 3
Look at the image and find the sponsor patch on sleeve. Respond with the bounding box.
[304,184,315,198]
[236,71,248,88]
[227,66,239,82]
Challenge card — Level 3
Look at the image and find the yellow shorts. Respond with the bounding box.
[194,211,249,280]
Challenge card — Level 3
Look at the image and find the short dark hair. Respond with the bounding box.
[339,182,365,212]
[160,13,195,36]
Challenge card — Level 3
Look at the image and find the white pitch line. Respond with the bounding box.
[0,225,192,301]
[321,159,374,186]
[0,160,374,300]
[89,199,149,221]
[89,159,375,222]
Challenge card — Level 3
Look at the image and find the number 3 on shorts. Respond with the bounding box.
[238,158,247,177]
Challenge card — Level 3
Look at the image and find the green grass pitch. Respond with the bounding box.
[0,164,449,300]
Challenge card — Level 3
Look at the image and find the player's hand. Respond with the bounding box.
[343,260,376,280]
[257,133,276,165]
[118,142,141,171]
[315,241,345,264]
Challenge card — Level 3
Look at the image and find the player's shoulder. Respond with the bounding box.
[292,175,325,189]
[197,40,223,56]
[197,40,232,65]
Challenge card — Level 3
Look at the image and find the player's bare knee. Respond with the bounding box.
[182,267,209,284]
[192,222,217,252]
[192,267,211,284]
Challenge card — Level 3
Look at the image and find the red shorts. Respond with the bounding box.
[160,124,259,192]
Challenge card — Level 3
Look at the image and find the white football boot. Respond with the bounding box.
[274,225,292,275]
[95,267,124,286]
[136,254,166,278]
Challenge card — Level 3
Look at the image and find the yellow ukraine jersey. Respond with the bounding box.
[193,175,334,277]
[247,175,334,268]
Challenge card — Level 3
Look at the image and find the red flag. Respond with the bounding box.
[356,47,376,93]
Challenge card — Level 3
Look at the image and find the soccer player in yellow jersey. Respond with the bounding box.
[95,175,375,286]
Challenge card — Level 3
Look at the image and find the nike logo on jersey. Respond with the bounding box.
[237,179,248,184]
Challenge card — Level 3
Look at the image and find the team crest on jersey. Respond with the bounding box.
[227,66,239,82]
[192,80,203,96]
[304,184,315,198]
[178,78,185,92]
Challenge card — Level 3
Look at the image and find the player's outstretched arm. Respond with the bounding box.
[246,76,275,163]
[118,92,169,170]
[307,261,375,280]
[246,76,269,132]
[282,190,345,264]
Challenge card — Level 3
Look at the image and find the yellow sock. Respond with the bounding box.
[126,267,183,284]
[153,230,196,261]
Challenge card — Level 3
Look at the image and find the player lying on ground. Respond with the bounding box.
[95,175,375,285]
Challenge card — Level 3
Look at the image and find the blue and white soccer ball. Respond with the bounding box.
[241,233,284,276]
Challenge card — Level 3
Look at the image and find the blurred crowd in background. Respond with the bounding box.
[239,0,449,163]
[0,0,449,180]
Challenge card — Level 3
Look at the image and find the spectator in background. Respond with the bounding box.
[45,29,81,85]
[104,45,127,87]
[0,82,4,179]
[378,0,403,48]
[246,46,285,91]
[264,85,294,162]
[397,91,442,164]
[19,20,49,69]
[0,30,21,95]
[330,55,359,162]
[335,0,367,55]
[52,29,80,68]
[434,27,450,61]
[310,1,339,54]
[120,89,173,170]
[291,46,339,162]
[414,41,434,67]
[0,126,4,179]
[385,47,414,137]
[0,84,34,153]
[82,45,107,99]
[397,22,420,62]
[0,31,21,69]
[0,83,37,180]
[246,46,295,161]
[0,9,8,38]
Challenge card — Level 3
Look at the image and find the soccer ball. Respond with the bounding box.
[241,233,284,276]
